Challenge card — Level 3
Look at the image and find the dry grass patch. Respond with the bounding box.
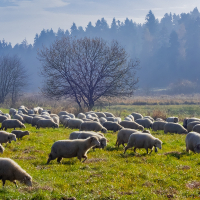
[186,181,200,189]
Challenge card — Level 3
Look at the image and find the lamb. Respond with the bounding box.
[0,158,32,187]
[11,130,30,140]
[116,128,146,147]
[13,114,25,123]
[164,122,188,134]
[80,121,107,133]
[0,144,4,153]
[47,136,100,163]
[69,131,107,149]
[192,124,200,133]
[102,121,123,132]
[131,112,143,120]
[152,121,167,131]
[135,118,153,129]
[124,132,162,154]
[60,115,71,124]
[166,117,179,123]
[77,113,86,119]
[104,112,115,117]
[99,117,107,125]
[0,115,8,123]
[186,132,200,153]
[187,121,200,132]
[67,119,84,129]
[0,119,26,131]
[120,121,144,131]
[0,131,16,144]
[95,112,106,118]
[36,119,59,129]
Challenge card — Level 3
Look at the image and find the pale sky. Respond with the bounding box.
[1,0,200,46]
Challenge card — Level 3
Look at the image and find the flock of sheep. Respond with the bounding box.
[0,105,200,188]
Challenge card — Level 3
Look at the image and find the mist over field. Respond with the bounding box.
[1,6,200,95]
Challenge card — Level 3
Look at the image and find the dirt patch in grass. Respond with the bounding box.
[179,165,191,170]
[12,156,36,160]
[52,197,76,200]
[143,181,154,187]
[164,151,182,155]
[186,181,200,189]
[19,185,53,193]
[84,158,107,163]
[154,187,178,198]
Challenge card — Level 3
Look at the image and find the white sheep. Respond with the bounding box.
[186,132,200,153]
[77,113,86,119]
[11,130,30,140]
[120,121,144,131]
[152,121,167,131]
[166,117,179,123]
[135,118,153,129]
[80,121,107,133]
[0,115,8,123]
[95,112,106,118]
[124,132,162,154]
[0,119,26,131]
[187,121,200,132]
[47,136,100,163]
[36,119,59,129]
[104,112,115,117]
[131,112,143,120]
[0,158,32,187]
[99,117,107,125]
[67,119,83,129]
[164,123,188,134]
[124,117,132,122]
[103,121,123,132]
[0,131,16,144]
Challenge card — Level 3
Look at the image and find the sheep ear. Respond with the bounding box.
[8,136,10,140]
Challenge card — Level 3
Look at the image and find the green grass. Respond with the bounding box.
[0,106,200,199]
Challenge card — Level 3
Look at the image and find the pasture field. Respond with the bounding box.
[0,106,200,199]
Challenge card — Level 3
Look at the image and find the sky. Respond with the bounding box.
[1,0,200,46]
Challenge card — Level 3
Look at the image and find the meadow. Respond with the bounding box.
[0,105,200,199]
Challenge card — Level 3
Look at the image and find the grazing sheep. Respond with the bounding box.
[105,117,115,122]
[80,121,107,133]
[86,116,100,122]
[120,121,144,131]
[69,131,107,149]
[18,108,28,115]
[183,118,188,129]
[13,114,25,123]
[11,130,30,140]
[99,117,107,125]
[192,124,200,133]
[40,115,51,120]
[114,117,122,124]
[88,113,98,118]
[66,113,75,119]
[0,115,8,123]
[124,117,132,122]
[184,118,200,129]
[124,132,162,154]
[187,121,200,132]
[0,120,26,131]
[164,122,188,134]
[135,118,153,129]
[67,119,83,129]
[9,108,17,116]
[104,112,115,117]
[58,111,68,117]
[0,131,16,144]
[95,112,106,118]
[0,158,32,187]
[33,107,39,114]
[166,117,179,123]
[51,116,59,124]
[186,132,200,153]
[31,117,43,127]
[144,116,154,122]
[0,144,4,153]
[47,136,100,163]
[36,119,59,129]
[77,113,86,119]
[103,122,123,132]
[63,118,71,128]
[131,112,143,120]
[23,115,33,124]
[152,121,167,131]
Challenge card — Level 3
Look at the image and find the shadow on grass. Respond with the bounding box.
[163,151,187,159]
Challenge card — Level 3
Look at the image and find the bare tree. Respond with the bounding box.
[0,55,28,105]
[38,37,139,110]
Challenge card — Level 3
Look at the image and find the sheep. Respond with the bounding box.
[69,131,107,149]
[0,111,2,114]
[95,112,106,118]
[58,111,68,117]
[102,121,123,132]
[3,114,11,119]
[88,113,98,118]
[128,115,134,121]
[38,107,43,114]
[166,117,179,123]
[82,118,93,122]
[192,124,200,133]
[135,118,153,129]
[99,117,107,125]
[104,112,115,117]
[23,115,33,124]
[184,118,200,129]
[124,132,162,154]
[51,116,59,124]
[124,117,132,122]
[67,119,83,129]
[63,118,71,128]
[116,128,144,147]
[0,131,16,144]
[0,115,8,123]
[120,121,144,131]
[36,119,59,129]
[41,111,50,116]
[47,136,100,163]
[32,117,43,127]
[131,112,143,120]
[28,109,34,115]
[18,108,28,115]
[0,119,26,131]
[11,130,30,140]
[80,121,107,133]
[152,121,167,131]
[33,107,39,114]
[156,118,164,121]
[77,113,86,119]
[13,114,25,123]
[187,121,200,132]
[9,108,17,116]
[66,113,75,119]
[0,144,4,153]
[60,115,71,124]
[105,117,115,122]
[183,118,188,129]
[144,116,154,122]
[86,116,100,122]
[186,132,200,153]
[164,122,188,134]
[114,117,122,124]
[0,158,32,187]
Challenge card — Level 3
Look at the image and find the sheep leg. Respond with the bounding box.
[122,143,125,147]
[57,157,62,163]
[2,179,5,187]
[13,180,18,188]
[146,148,149,154]
[148,148,153,154]
[186,146,189,153]
[124,146,129,154]
[134,147,137,153]
[82,155,87,163]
